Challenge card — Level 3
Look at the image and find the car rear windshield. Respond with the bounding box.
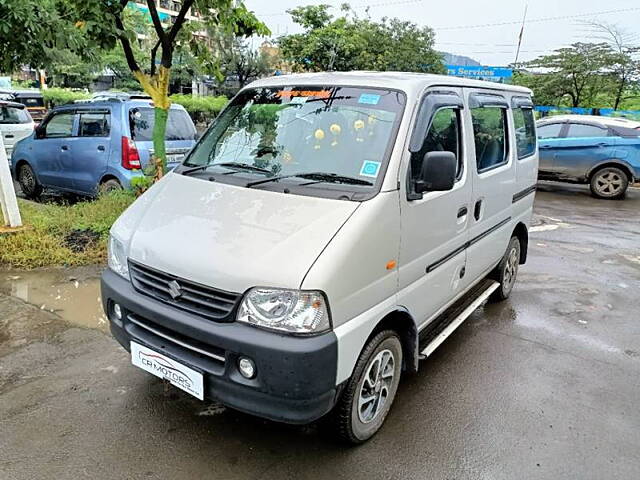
[0,106,31,124]
[183,85,406,191]
[19,97,44,108]
[129,107,196,141]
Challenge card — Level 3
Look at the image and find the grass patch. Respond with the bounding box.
[0,192,135,269]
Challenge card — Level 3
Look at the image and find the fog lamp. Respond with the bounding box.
[238,357,256,379]
[113,303,123,320]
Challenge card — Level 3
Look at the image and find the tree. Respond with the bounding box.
[69,0,268,179]
[216,36,273,89]
[519,43,621,107]
[585,22,639,110]
[279,4,444,74]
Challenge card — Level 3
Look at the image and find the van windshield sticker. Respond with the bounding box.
[360,160,381,178]
[276,90,331,99]
[358,94,381,105]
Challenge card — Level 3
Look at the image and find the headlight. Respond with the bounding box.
[108,235,129,279]
[237,288,331,334]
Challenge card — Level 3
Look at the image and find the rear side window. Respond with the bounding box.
[513,108,536,159]
[79,112,110,137]
[471,107,508,172]
[0,106,31,124]
[44,112,74,138]
[412,108,462,182]
[567,123,608,138]
[537,123,563,139]
[130,107,196,141]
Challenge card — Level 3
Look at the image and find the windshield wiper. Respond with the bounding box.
[246,172,373,188]
[181,162,273,176]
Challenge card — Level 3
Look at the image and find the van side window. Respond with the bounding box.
[44,112,75,138]
[79,112,110,137]
[513,107,536,159]
[411,107,462,183]
[471,107,508,172]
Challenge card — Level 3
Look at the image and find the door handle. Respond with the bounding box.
[97,145,105,152]
[596,142,608,147]
[4,134,14,139]
[474,199,482,221]
[539,145,552,150]
[457,206,468,218]
[61,145,68,151]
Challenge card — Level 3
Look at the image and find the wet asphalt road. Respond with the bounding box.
[1,182,639,480]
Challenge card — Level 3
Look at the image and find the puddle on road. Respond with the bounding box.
[0,268,108,332]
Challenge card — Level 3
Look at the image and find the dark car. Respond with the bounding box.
[0,90,47,123]
[537,115,640,199]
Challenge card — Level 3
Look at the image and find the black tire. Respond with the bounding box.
[98,179,123,195]
[17,162,42,199]
[325,330,402,444]
[489,236,521,302]
[589,166,628,200]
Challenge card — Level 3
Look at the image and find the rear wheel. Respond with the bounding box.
[489,236,521,302]
[17,163,42,199]
[98,179,123,195]
[590,166,628,199]
[326,330,402,444]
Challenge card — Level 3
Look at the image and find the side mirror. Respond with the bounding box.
[415,151,457,194]
[34,125,45,139]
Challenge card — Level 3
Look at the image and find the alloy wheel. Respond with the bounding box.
[358,349,395,424]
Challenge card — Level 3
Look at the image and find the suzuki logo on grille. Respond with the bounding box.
[168,280,183,300]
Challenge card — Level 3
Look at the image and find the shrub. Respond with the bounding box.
[0,192,135,269]
[170,94,228,125]
[42,88,90,108]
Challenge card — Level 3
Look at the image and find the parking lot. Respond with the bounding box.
[1,182,639,480]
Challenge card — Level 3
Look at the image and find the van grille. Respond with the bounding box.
[129,261,240,321]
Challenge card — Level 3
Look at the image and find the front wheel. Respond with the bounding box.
[489,236,521,302]
[326,330,402,444]
[590,166,628,199]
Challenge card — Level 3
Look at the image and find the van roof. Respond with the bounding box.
[248,71,532,97]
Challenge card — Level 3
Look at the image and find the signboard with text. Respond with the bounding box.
[446,65,513,83]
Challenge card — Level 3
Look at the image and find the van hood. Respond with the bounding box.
[117,173,359,294]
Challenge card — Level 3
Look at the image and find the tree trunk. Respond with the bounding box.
[132,66,172,179]
[152,107,168,179]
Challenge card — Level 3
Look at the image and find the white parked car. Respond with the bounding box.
[101,72,538,443]
[0,100,35,164]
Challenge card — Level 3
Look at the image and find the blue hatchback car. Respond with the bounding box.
[11,94,197,197]
[537,115,640,199]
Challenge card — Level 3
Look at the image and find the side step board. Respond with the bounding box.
[419,279,500,359]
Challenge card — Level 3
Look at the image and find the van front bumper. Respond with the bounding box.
[101,269,340,424]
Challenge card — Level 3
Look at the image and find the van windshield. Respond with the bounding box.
[183,86,405,196]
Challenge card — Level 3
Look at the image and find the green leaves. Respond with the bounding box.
[278,4,444,74]
[518,42,638,108]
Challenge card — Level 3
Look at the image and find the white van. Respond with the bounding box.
[101,72,538,443]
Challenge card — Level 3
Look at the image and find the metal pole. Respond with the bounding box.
[514,3,529,67]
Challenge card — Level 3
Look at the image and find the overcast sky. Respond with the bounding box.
[244,0,640,66]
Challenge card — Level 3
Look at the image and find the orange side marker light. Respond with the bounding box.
[386,260,397,271]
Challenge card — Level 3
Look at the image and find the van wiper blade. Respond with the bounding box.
[216,162,274,175]
[246,172,373,188]
[181,162,273,176]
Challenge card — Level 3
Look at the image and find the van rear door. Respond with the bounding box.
[463,90,515,282]
[129,106,196,170]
